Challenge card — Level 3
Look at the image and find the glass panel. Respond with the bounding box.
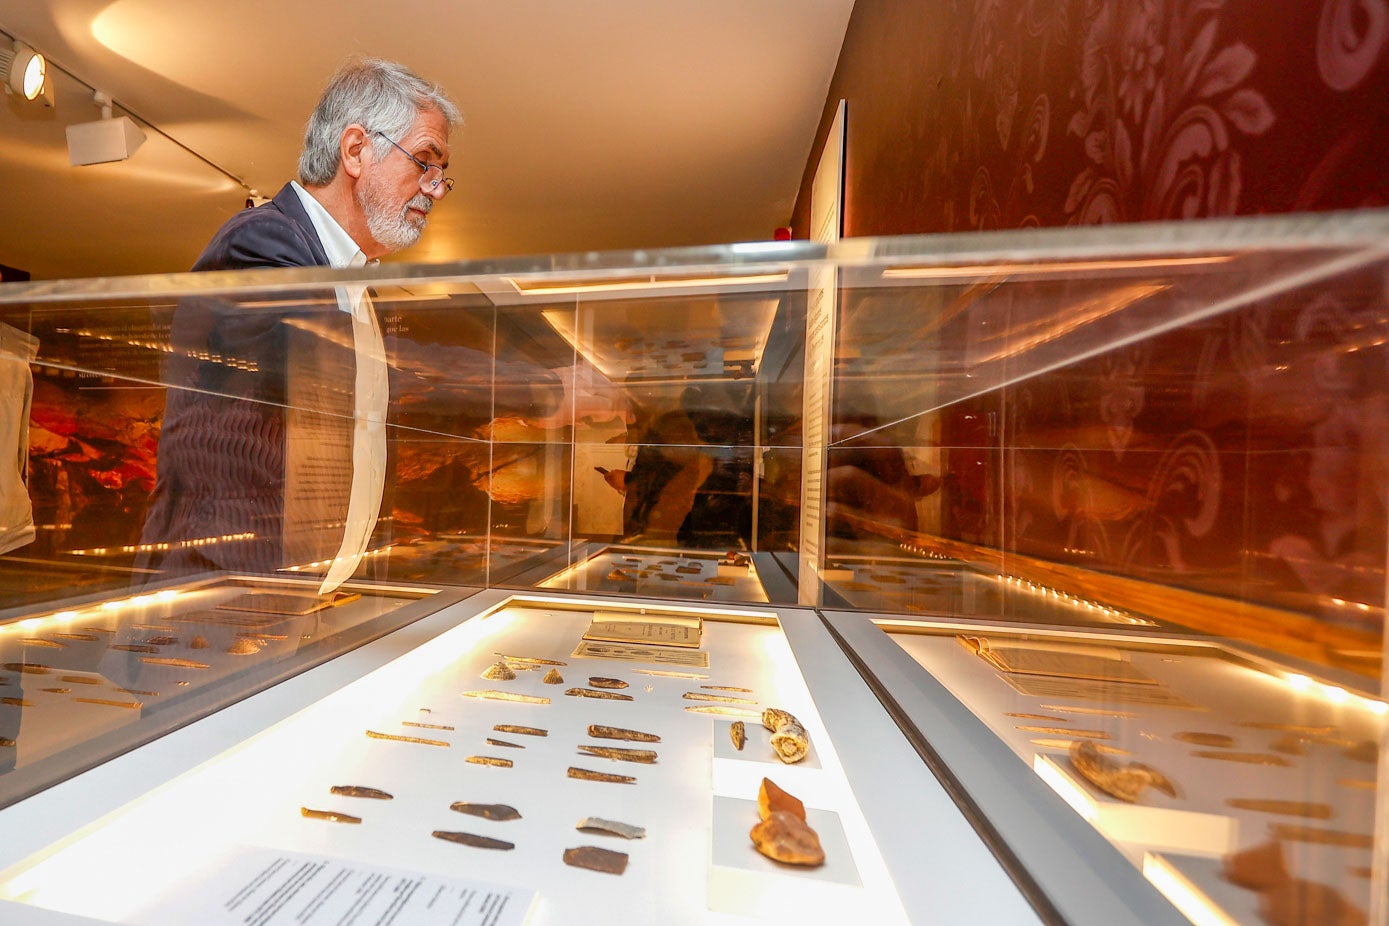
[820,213,1389,682]
[0,211,1385,923]
[0,576,435,807]
[877,620,1386,926]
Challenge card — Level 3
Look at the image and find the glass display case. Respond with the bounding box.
[0,207,1384,925]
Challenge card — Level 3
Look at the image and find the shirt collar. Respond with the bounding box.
[290,180,366,269]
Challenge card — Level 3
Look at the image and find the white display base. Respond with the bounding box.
[707,796,860,920]
[0,596,907,925]
[710,717,822,770]
[1142,853,1250,926]
[1035,755,1238,856]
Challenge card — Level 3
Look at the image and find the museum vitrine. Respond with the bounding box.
[0,207,1383,924]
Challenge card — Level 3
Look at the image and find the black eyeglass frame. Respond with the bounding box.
[373,130,455,195]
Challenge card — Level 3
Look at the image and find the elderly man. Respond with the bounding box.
[198,57,459,270]
[138,58,480,585]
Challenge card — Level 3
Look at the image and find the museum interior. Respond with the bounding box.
[0,2,1387,924]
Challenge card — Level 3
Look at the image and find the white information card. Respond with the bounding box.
[140,846,536,926]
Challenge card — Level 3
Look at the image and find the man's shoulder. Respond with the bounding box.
[193,186,325,271]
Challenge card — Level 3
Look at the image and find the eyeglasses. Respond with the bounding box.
[374,130,454,195]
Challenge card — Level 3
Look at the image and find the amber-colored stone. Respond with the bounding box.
[1222,840,1288,891]
[757,778,805,822]
[750,811,824,867]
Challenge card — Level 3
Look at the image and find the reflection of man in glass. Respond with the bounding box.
[139,58,462,583]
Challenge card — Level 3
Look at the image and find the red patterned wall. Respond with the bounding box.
[794,0,1389,234]
[804,0,1389,659]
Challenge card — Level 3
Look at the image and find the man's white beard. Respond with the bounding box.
[359,173,430,252]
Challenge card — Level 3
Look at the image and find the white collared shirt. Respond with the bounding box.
[290,180,365,269]
[285,182,387,594]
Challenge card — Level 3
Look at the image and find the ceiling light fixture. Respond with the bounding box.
[66,90,146,166]
[0,40,48,103]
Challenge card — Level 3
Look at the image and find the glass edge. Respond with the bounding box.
[3,206,1387,305]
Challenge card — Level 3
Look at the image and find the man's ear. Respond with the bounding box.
[340,124,370,180]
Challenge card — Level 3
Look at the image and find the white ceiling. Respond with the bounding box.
[0,0,854,280]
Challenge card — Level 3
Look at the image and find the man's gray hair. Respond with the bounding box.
[298,57,461,186]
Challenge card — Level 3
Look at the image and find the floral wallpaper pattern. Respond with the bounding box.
[799,0,1389,235]
[808,0,1389,649]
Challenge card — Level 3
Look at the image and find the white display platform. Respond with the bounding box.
[0,595,908,925]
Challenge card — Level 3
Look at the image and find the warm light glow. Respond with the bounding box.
[1143,854,1238,926]
[67,531,254,557]
[1034,755,1098,823]
[508,271,789,296]
[1367,700,1389,716]
[1321,684,1350,704]
[19,50,44,100]
[2,43,46,101]
[881,254,1234,280]
[1286,673,1313,691]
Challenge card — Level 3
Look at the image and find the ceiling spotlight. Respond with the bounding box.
[0,41,47,102]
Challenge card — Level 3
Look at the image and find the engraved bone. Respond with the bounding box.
[587,725,660,743]
[576,745,657,764]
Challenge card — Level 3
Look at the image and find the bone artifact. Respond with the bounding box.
[587,724,660,743]
[330,785,393,800]
[567,767,636,784]
[576,745,657,764]
[482,661,517,681]
[461,690,549,704]
[562,846,628,875]
[684,692,756,705]
[494,724,547,736]
[762,708,809,763]
[566,688,634,701]
[1068,741,1176,803]
[450,802,520,821]
[496,654,566,666]
[432,830,514,850]
[366,730,449,747]
[300,807,361,824]
[576,818,646,839]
